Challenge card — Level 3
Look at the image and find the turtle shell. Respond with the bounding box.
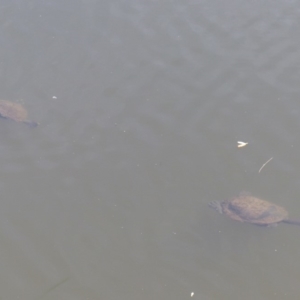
[0,100,37,127]
[220,195,288,225]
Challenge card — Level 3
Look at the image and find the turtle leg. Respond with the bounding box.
[208,201,223,214]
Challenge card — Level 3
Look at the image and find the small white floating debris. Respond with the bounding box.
[52,96,57,99]
[258,157,273,173]
[237,141,248,148]
[191,292,194,297]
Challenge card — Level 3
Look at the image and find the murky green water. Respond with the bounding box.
[0,0,299,299]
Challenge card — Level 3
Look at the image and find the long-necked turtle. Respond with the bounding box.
[209,193,300,226]
[0,100,38,127]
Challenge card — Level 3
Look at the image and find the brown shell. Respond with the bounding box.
[0,100,37,127]
[220,195,288,225]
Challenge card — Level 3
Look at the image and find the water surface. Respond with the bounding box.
[0,0,299,299]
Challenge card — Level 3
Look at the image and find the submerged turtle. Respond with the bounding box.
[0,100,38,127]
[209,193,300,226]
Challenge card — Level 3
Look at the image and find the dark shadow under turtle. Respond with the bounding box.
[209,193,300,226]
[0,100,38,127]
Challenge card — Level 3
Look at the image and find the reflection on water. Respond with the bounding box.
[0,0,299,299]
